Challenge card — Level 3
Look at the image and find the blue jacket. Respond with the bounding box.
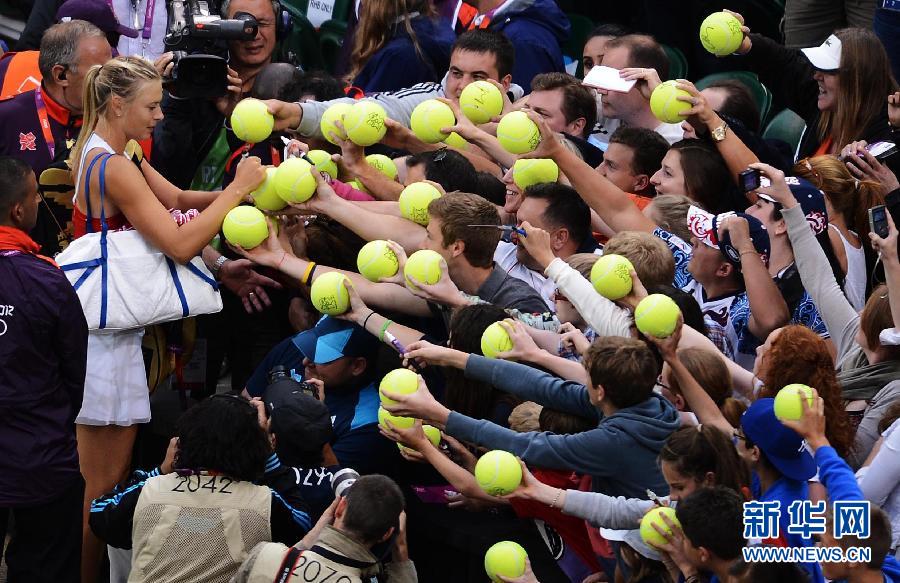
[353,16,456,93]
[489,0,569,91]
[444,355,680,498]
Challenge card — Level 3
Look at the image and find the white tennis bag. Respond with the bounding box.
[57,152,222,331]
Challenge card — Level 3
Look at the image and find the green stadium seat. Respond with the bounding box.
[319,19,348,73]
[661,44,688,80]
[762,108,807,158]
[696,71,773,127]
[563,12,595,78]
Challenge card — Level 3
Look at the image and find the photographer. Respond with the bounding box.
[152,0,283,189]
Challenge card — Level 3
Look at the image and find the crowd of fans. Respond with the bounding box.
[1,0,900,582]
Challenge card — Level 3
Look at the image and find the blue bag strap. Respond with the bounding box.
[96,154,113,329]
[82,152,108,234]
[184,261,220,291]
[71,264,99,290]
[165,257,190,318]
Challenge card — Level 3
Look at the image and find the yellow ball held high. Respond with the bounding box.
[309,271,351,316]
[344,100,388,147]
[404,249,443,289]
[378,406,415,430]
[274,158,317,203]
[774,384,816,421]
[650,80,692,124]
[459,79,504,124]
[379,367,419,406]
[513,158,559,190]
[634,294,681,338]
[366,154,398,180]
[306,149,338,180]
[481,321,513,359]
[222,206,269,249]
[497,110,541,154]
[640,506,680,548]
[251,167,286,211]
[320,103,353,145]
[700,12,744,57]
[475,450,522,496]
[398,182,442,226]
[357,240,399,282]
[590,254,634,300]
[484,541,528,583]
[230,98,274,143]
[410,99,456,144]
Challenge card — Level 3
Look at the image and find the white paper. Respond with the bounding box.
[582,66,637,93]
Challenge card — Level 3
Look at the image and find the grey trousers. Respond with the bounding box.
[783,0,877,48]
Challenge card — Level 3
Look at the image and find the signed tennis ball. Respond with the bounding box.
[378,406,415,430]
[459,79,504,124]
[344,100,387,146]
[366,153,398,180]
[481,322,513,359]
[700,12,744,56]
[475,450,522,496]
[230,98,274,143]
[650,80,692,124]
[404,249,443,289]
[309,271,350,316]
[379,368,419,406]
[306,149,338,180]
[590,254,634,300]
[398,182,442,225]
[496,111,540,154]
[484,541,528,583]
[357,240,399,282]
[251,167,286,211]
[222,205,268,249]
[512,158,559,190]
[320,103,352,145]
[274,158,316,203]
[410,99,455,143]
[634,294,681,338]
[640,506,680,548]
[774,384,816,421]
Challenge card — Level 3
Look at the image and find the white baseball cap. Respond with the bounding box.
[801,34,842,71]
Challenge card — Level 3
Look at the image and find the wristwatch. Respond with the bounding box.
[210,255,229,279]
[711,122,729,142]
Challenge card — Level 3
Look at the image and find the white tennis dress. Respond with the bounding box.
[74,133,150,426]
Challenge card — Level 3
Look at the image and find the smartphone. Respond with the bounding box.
[865,141,898,160]
[869,205,890,239]
[739,168,761,192]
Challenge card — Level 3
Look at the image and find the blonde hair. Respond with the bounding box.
[70,56,161,173]
[604,231,675,287]
[647,194,693,243]
[566,252,599,279]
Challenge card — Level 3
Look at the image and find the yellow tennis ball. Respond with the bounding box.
[481,322,513,359]
[378,406,415,430]
[513,158,559,190]
[306,149,338,180]
[320,103,353,145]
[404,249,443,289]
[484,541,528,583]
[650,80,692,124]
[700,12,744,56]
[344,100,387,146]
[774,384,816,421]
[590,254,634,300]
[444,131,469,150]
[475,450,522,496]
[497,111,541,154]
[640,506,680,548]
[634,294,681,338]
[222,206,269,249]
[366,154,398,180]
[251,167,286,211]
[309,271,351,316]
[399,182,442,225]
[274,158,316,203]
[379,367,419,405]
[230,98,274,143]
[397,424,441,452]
[348,179,368,193]
[459,80,504,124]
[357,240,399,282]
[410,99,456,143]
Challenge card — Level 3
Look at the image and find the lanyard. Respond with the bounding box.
[141,0,155,39]
[34,88,57,160]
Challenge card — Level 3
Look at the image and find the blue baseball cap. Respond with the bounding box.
[292,316,380,365]
[756,176,829,235]
[740,398,816,482]
[688,206,771,269]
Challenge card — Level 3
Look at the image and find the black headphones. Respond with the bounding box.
[270,0,293,41]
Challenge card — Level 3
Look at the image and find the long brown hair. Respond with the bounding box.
[658,425,751,495]
[817,28,898,154]
[757,325,855,457]
[669,139,733,214]
[347,0,435,83]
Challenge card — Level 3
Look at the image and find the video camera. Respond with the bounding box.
[164,0,258,99]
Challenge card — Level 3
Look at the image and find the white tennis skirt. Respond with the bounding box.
[77,328,151,426]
